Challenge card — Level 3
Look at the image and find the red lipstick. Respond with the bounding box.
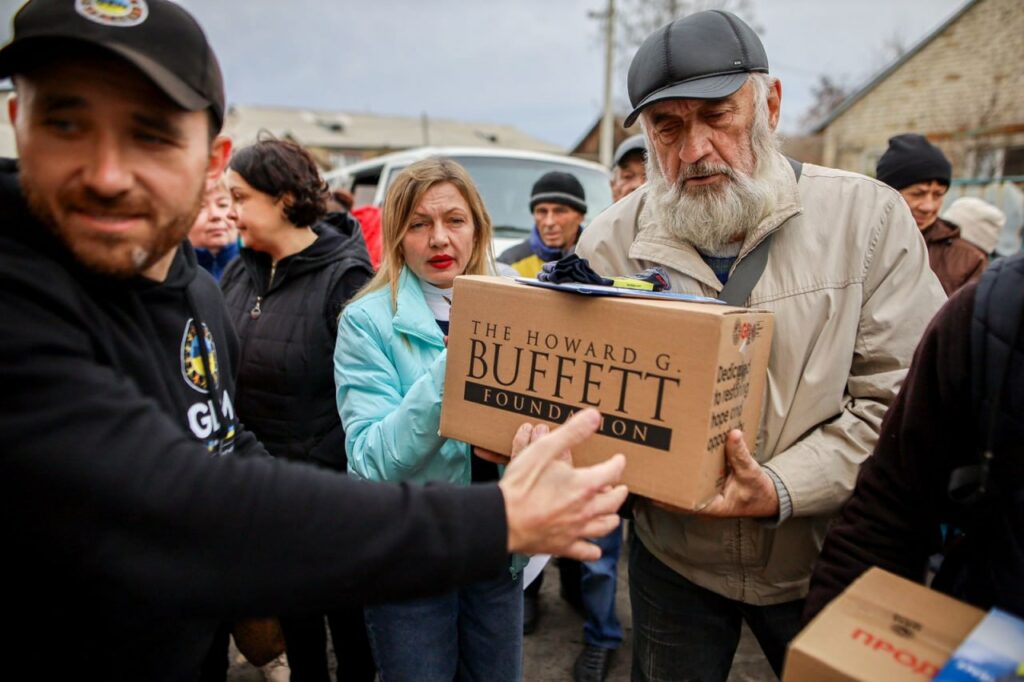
[428,255,455,269]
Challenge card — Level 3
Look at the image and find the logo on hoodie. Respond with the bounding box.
[180,319,220,393]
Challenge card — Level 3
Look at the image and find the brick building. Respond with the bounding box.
[815,0,1024,180]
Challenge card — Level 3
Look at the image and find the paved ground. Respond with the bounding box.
[229,534,777,681]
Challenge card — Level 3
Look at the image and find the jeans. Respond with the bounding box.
[581,520,624,649]
[629,536,804,682]
[364,571,523,682]
[280,607,375,682]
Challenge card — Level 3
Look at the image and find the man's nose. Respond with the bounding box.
[83,136,133,197]
[678,127,713,166]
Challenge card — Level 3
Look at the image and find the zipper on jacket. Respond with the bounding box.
[249,264,277,320]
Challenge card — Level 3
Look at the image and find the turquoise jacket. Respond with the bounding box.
[334,267,470,484]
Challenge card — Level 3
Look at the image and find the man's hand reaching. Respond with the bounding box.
[499,409,628,561]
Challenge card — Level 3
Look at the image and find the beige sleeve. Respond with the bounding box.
[763,194,947,517]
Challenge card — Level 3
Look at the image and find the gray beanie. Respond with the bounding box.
[942,197,1005,254]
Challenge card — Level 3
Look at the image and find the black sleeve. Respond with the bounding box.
[324,264,373,335]
[803,284,978,622]
[0,251,508,620]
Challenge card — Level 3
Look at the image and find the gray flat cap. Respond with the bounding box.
[624,10,768,127]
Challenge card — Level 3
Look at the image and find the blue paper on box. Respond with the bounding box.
[934,608,1024,681]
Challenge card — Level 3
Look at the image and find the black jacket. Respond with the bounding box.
[221,216,373,470]
[805,256,1024,622]
[0,159,508,680]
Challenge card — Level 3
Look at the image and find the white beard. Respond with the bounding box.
[641,120,784,254]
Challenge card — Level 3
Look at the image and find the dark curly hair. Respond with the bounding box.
[229,137,328,227]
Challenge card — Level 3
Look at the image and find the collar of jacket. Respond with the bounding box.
[629,152,803,292]
[392,266,446,349]
[922,217,960,245]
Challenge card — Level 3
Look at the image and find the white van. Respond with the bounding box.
[325,147,613,255]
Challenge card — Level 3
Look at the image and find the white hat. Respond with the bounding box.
[942,197,1005,255]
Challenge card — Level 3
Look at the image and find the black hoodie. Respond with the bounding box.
[221,215,374,469]
[0,159,508,679]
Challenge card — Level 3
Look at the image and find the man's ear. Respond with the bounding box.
[205,134,232,194]
[767,78,782,131]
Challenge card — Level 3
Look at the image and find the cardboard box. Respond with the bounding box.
[439,276,773,509]
[783,568,986,682]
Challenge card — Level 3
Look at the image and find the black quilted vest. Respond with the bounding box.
[939,253,1024,617]
[221,217,372,470]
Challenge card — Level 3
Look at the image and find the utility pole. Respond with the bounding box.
[600,0,616,167]
[590,0,616,167]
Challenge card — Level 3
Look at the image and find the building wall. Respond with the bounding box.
[821,0,1024,178]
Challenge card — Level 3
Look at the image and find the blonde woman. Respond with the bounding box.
[334,158,523,681]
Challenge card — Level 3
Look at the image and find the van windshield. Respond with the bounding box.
[384,156,613,237]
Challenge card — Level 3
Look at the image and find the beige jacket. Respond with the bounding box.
[577,154,947,604]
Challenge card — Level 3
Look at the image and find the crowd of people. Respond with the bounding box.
[0,1,1020,682]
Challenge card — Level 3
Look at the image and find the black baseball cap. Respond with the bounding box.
[624,10,768,127]
[0,0,225,130]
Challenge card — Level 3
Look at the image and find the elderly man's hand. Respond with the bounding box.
[697,429,779,518]
[650,429,778,518]
[499,409,628,561]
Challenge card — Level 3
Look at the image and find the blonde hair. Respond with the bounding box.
[358,157,495,307]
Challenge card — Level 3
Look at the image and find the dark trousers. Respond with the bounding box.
[280,608,375,682]
[629,537,804,682]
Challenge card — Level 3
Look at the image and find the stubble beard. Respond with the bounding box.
[22,178,205,279]
[642,103,782,254]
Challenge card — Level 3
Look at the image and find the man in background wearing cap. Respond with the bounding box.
[0,1,628,677]
[577,10,946,680]
[498,170,588,277]
[877,133,986,295]
[611,134,647,202]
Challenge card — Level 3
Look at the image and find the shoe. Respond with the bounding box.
[523,591,540,635]
[573,645,614,682]
[261,653,290,682]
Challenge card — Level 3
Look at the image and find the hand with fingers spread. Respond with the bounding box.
[498,409,628,561]
[696,429,779,519]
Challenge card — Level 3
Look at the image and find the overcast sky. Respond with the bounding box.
[2,0,967,147]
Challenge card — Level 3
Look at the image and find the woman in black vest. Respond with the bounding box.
[221,138,375,682]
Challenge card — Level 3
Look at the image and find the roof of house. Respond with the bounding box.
[812,0,981,133]
[223,105,563,154]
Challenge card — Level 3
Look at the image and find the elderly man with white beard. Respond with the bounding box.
[576,11,947,682]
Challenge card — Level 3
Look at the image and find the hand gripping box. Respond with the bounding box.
[439,276,774,510]
[783,568,986,682]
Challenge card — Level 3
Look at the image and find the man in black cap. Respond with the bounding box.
[611,134,647,202]
[876,133,986,295]
[0,1,628,678]
[498,170,587,277]
[577,10,947,681]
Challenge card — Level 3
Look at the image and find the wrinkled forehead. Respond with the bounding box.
[642,80,756,123]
